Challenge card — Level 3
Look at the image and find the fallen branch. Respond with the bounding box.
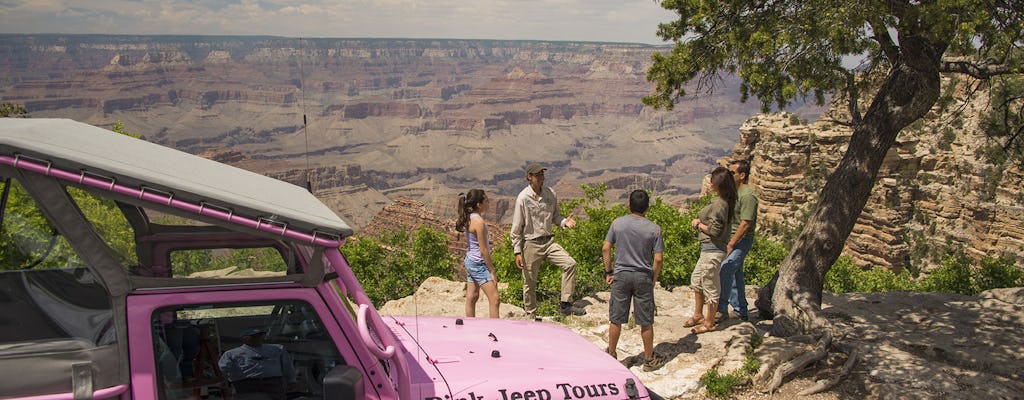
[798,346,859,396]
[767,332,832,393]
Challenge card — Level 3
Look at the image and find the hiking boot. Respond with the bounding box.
[642,354,666,372]
[559,305,586,316]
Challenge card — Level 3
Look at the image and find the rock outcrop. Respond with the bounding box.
[725,77,1024,272]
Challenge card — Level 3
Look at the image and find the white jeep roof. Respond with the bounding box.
[0,118,353,237]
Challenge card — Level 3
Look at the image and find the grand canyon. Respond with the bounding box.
[2,34,1019,274]
[0,34,825,227]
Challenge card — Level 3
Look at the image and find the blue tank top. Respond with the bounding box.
[466,213,487,262]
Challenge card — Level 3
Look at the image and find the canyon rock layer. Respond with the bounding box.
[0,34,821,228]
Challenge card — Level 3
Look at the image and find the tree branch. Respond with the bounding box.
[870,20,900,63]
[940,60,1015,79]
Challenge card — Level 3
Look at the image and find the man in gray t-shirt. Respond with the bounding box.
[602,190,665,371]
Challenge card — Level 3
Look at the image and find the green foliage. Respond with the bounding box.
[744,236,787,286]
[342,226,456,305]
[919,252,977,295]
[981,75,1024,165]
[0,180,80,270]
[824,257,916,293]
[110,120,141,139]
[975,255,1023,291]
[788,113,801,126]
[701,369,744,398]
[0,102,27,118]
[918,251,1023,295]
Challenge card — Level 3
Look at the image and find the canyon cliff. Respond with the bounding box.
[1,34,825,228]
[724,76,1024,272]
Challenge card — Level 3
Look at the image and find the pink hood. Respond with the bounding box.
[386,316,650,400]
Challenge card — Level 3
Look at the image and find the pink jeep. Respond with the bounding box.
[0,119,653,400]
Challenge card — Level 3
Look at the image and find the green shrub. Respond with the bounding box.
[701,369,744,398]
[744,236,786,286]
[824,256,916,293]
[919,251,976,295]
[344,227,456,304]
[975,255,1023,291]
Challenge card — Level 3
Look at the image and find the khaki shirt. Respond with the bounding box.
[510,185,566,254]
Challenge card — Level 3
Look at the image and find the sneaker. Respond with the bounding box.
[559,305,586,316]
[642,354,666,372]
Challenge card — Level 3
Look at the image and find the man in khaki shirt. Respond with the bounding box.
[511,163,585,317]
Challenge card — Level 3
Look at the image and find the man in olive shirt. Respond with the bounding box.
[510,163,584,317]
[717,159,758,321]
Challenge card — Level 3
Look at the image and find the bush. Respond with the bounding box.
[918,251,976,295]
[975,255,1023,291]
[824,256,916,293]
[343,227,456,304]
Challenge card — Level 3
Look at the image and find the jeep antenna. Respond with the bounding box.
[297,37,313,193]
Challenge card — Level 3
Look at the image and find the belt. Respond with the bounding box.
[528,235,553,243]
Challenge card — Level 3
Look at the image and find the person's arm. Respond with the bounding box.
[472,217,497,281]
[727,219,753,254]
[510,194,526,255]
[602,241,614,284]
[653,252,663,283]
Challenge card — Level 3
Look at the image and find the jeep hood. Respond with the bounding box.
[386,315,649,400]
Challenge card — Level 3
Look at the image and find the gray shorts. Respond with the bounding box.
[609,270,655,326]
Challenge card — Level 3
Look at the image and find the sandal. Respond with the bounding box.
[691,324,717,334]
[682,316,704,328]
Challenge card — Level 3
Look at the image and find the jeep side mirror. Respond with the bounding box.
[323,365,364,400]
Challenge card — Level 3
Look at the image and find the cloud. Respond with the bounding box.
[0,0,675,44]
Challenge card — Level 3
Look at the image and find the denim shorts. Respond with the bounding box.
[464,258,492,285]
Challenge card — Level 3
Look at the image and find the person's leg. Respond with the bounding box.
[701,301,719,331]
[607,323,621,358]
[690,291,706,326]
[640,325,654,360]
[607,273,630,357]
[521,241,543,316]
[686,252,711,327]
[466,281,480,317]
[545,242,577,304]
[717,250,740,315]
[728,237,754,318]
[481,280,500,318]
[633,272,656,361]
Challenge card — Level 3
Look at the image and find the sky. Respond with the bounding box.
[0,0,679,44]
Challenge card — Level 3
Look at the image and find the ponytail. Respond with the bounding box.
[455,189,487,232]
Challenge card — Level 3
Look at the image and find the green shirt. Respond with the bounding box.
[733,185,758,238]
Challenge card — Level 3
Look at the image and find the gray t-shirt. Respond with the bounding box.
[605,215,664,273]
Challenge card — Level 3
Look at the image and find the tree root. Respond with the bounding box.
[798,346,858,396]
[766,332,832,393]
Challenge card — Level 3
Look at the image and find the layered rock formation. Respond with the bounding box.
[0,34,822,229]
[724,78,1024,272]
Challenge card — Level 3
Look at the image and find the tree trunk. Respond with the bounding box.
[770,36,948,337]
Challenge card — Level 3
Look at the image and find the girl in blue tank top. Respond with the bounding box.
[456,189,500,318]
